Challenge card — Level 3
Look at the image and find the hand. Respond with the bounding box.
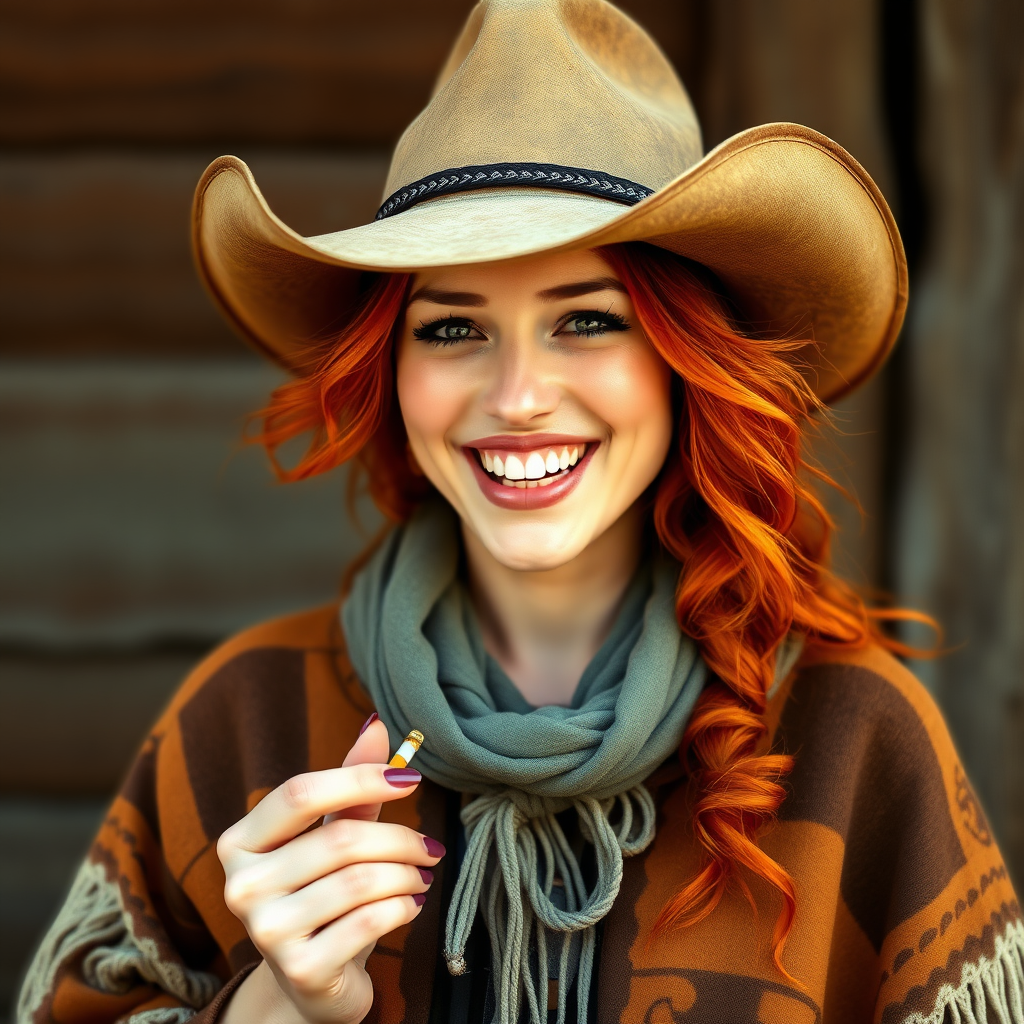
[217,717,444,1024]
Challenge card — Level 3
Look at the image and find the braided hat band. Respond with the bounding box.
[375,162,654,221]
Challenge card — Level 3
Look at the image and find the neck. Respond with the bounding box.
[463,505,645,707]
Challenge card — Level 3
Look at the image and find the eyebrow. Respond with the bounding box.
[407,287,487,307]
[536,277,628,301]
[406,276,627,307]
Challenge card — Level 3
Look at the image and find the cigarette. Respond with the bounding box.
[388,730,425,768]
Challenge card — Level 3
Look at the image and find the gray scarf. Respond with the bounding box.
[342,500,707,1023]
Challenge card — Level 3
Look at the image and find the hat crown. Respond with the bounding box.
[384,0,703,198]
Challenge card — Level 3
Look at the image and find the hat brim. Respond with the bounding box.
[192,123,906,404]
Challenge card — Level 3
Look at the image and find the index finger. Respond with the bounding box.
[222,763,421,856]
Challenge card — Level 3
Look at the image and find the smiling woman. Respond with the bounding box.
[18,1,1024,1023]
[397,250,673,706]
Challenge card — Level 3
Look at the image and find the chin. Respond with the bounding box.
[471,516,594,572]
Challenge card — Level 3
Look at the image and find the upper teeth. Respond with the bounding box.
[481,445,584,484]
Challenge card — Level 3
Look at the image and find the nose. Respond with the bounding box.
[479,334,560,426]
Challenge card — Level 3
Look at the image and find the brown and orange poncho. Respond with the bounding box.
[16,604,1024,1023]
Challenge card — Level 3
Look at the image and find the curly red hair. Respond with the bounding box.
[252,242,920,978]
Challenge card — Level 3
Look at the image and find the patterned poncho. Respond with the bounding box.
[17,604,1024,1024]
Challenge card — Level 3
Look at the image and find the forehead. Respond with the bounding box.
[408,248,619,298]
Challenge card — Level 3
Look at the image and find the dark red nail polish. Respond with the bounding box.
[418,867,434,885]
[359,712,379,736]
[423,836,446,858]
[412,892,427,907]
[383,767,421,787]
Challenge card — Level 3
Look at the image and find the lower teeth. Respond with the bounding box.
[500,470,567,488]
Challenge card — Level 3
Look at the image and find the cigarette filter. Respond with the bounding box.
[388,730,425,768]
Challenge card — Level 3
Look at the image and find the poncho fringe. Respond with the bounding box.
[906,917,1024,1024]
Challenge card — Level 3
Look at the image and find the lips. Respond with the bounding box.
[462,434,597,510]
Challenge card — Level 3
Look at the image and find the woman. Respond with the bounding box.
[18,1,1023,1023]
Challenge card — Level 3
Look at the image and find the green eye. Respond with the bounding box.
[412,317,481,345]
[569,316,605,334]
[561,310,630,338]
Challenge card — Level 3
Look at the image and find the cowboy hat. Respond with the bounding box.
[192,0,906,404]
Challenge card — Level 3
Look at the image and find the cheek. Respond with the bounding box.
[396,344,469,449]
[577,345,674,450]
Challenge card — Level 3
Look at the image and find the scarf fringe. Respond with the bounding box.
[902,917,1024,1024]
[17,858,219,1024]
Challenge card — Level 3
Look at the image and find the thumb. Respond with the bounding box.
[329,714,391,823]
[343,713,391,769]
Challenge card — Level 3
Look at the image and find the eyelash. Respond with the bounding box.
[412,309,630,346]
[412,316,481,346]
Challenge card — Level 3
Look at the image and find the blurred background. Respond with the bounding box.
[1,0,1022,1016]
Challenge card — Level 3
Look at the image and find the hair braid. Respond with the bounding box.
[600,243,880,976]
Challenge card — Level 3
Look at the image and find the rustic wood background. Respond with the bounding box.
[894,0,1024,888]
[1,0,1019,1016]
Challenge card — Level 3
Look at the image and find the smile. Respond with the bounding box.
[462,434,597,510]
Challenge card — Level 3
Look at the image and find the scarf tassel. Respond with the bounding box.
[444,786,656,1024]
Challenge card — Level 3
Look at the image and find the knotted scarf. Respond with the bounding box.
[342,501,796,1023]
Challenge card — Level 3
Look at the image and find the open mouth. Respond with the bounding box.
[462,435,597,510]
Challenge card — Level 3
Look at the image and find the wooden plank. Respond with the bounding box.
[0,150,389,357]
[0,0,698,146]
[0,0,475,145]
[0,653,194,796]
[0,361,382,648]
[0,798,106,1019]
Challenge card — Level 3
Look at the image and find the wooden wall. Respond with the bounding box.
[895,0,1024,884]
[0,1,901,1014]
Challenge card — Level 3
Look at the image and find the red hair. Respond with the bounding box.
[252,243,924,978]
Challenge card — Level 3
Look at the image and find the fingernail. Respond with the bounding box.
[412,893,427,907]
[383,767,421,787]
[418,867,434,885]
[423,836,446,858]
[359,712,379,736]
